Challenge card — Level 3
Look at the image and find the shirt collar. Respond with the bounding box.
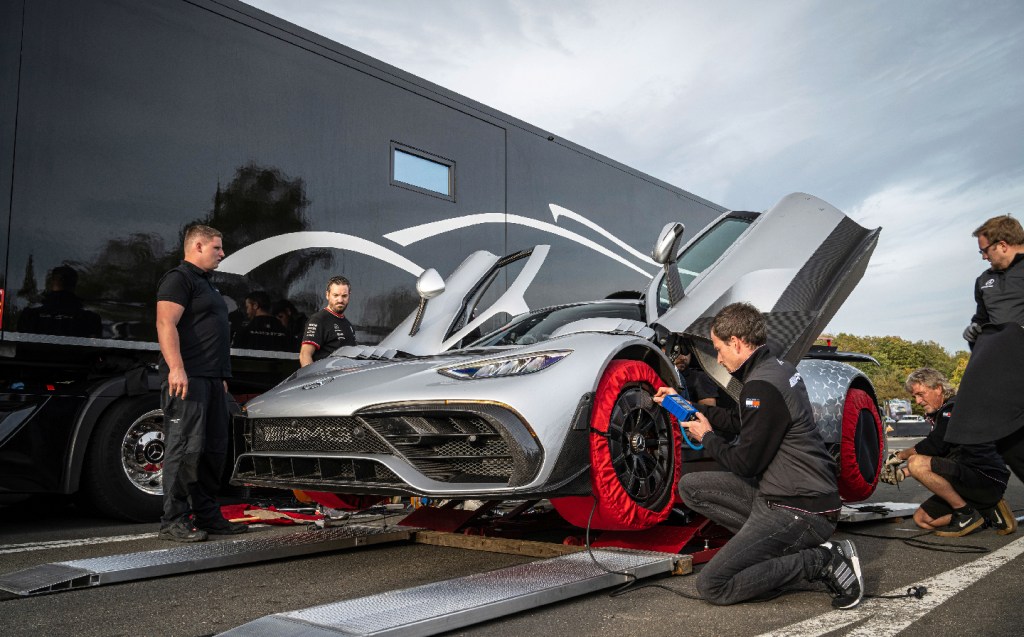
[324,306,345,319]
[730,344,771,382]
[181,260,211,278]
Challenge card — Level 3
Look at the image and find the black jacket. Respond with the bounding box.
[698,346,840,513]
[917,398,1008,486]
[972,252,1024,327]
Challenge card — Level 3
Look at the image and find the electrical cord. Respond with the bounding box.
[581,495,639,596]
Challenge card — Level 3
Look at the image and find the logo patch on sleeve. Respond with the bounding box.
[789,373,802,387]
[745,398,761,409]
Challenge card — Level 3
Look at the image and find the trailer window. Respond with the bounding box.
[392,145,454,200]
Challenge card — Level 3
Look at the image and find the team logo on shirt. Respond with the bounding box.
[789,372,802,387]
[745,398,761,409]
[981,278,995,289]
[942,411,952,418]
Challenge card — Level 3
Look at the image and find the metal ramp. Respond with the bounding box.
[840,501,919,523]
[0,524,416,598]
[220,548,681,637]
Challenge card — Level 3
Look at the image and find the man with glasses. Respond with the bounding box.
[963,215,1024,345]
[947,215,1024,487]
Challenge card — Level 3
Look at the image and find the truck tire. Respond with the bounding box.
[551,360,681,530]
[82,393,165,521]
[838,388,883,502]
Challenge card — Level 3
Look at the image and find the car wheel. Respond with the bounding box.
[551,359,680,530]
[838,388,883,502]
[81,393,165,521]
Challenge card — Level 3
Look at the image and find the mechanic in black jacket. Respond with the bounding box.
[655,302,863,609]
[948,215,1024,483]
[882,368,1013,537]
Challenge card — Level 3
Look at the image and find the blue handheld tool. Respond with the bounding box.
[660,394,703,450]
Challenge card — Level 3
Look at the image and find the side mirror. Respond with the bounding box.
[409,268,445,337]
[652,222,685,264]
[416,268,445,300]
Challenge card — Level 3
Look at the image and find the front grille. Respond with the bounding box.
[234,454,403,487]
[251,417,391,454]
[241,405,538,486]
[364,413,513,483]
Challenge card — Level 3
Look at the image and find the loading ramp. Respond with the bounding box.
[219,548,684,637]
[0,524,416,598]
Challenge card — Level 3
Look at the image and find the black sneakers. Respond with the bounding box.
[982,499,1018,536]
[933,508,985,537]
[195,516,249,535]
[159,520,208,543]
[819,539,864,609]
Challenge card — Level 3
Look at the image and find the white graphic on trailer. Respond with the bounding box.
[384,212,654,277]
[217,205,654,278]
[548,204,657,267]
[218,231,424,277]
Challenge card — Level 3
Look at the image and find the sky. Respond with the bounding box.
[242,0,1024,355]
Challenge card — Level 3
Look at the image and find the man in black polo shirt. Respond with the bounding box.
[155,225,246,542]
[300,275,356,367]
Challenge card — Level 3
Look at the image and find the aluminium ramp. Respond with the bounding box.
[0,524,416,598]
[839,502,920,523]
[220,548,681,637]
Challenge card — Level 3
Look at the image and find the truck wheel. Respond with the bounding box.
[551,360,680,530]
[82,393,165,521]
[838,388,883,502]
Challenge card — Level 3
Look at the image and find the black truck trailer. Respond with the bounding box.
[0,0,724,520]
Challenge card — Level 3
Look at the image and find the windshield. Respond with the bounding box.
[657,216,752,312]
[469,301,643,347]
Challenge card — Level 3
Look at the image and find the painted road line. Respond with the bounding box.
[757,534,1024,637]
[0,532,158,555]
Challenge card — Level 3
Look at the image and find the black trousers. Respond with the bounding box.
[997,426,1024,485]
[160,377,230,526]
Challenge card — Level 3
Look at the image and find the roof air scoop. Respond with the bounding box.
[652,222,686,305]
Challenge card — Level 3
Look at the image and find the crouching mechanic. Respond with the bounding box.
[654,303,863,609]
[882,368,1014,536]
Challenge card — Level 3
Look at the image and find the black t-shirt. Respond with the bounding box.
[680,366,719,403]
[156,261,231,378]
[302,308,356,361]
[233,314,292,352]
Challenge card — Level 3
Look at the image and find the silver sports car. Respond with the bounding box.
[231,193,885,530]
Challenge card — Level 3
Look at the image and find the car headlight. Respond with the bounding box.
[438,350,572,380]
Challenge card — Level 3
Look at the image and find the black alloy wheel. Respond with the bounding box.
[605,383,673,510]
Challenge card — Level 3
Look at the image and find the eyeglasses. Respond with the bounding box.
[979,241,1003,256]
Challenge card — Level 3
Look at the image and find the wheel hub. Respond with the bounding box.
[121,409,165,495]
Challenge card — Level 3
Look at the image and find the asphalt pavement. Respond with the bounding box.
[2,437,1023,637]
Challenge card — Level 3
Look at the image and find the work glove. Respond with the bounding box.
[879,463,906,486]
[884,450,903,468]
[963,322,982,343]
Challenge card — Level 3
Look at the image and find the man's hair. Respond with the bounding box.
[183,224,223,249]
[905,367,956,399]
[973,215,1024,246]
[711,302,767,347]
[245,290,271,310]
[49,265,79,291]
[326,275,350,292]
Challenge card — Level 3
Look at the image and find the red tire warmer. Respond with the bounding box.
[551,360,682,531]
[838,388,883,502]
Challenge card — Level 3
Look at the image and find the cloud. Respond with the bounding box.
[242,0,1024,354]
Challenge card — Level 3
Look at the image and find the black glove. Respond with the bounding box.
[963,322,981,343]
